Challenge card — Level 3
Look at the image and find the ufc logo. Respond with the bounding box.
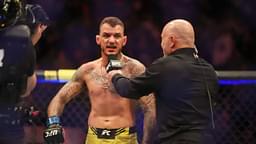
[45,129,58,138]
[101,130,111,136]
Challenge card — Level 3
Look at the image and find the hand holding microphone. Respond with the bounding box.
[106,55,124,83]
[106,55,123,72]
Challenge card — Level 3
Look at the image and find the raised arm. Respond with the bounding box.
[47,66,86,117]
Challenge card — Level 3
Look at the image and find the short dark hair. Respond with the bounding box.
[99,16,124,30]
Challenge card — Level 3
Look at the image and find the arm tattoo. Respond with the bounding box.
[126,60,156,143]
[123,60,145,77]
[57,68,85,103]
[48,65,90,117]
[140,94,156,144]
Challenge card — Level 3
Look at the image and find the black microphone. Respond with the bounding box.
[106,55,122,72]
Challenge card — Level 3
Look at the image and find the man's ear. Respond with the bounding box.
[169,36,175,48]
[96,35,100,45]
[122,35,127,46]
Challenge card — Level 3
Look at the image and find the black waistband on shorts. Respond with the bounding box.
[90,126,136,139]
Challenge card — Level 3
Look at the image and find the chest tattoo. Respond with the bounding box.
[89,70,115,92]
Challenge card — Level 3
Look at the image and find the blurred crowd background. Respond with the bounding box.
[29,0,256,70]
[21,1,256,143]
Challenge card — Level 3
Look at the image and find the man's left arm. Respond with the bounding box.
[139,93,156,144]
[128,62,156,144]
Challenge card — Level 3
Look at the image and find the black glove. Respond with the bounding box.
[44,124,64,144]
[44,116,64,144]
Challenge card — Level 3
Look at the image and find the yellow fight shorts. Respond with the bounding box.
[85,126,138,144]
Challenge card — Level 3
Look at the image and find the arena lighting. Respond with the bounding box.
[219,79,256,85]
[36,69,75,83]
[36,70,256,85]
[216,71,256,85]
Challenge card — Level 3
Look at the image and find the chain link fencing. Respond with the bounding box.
[24,70,256,144]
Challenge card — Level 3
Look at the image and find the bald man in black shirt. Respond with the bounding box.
[109,19,219,144]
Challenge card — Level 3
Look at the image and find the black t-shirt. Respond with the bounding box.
[113,48,219,143]
[0,24,35,104]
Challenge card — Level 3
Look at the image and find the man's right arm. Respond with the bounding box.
[47,66,86,117]
[44,66,86,143]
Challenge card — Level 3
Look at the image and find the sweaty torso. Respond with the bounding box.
[82,56,141,128]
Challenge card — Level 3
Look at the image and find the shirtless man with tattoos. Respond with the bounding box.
[43,16,156,144]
